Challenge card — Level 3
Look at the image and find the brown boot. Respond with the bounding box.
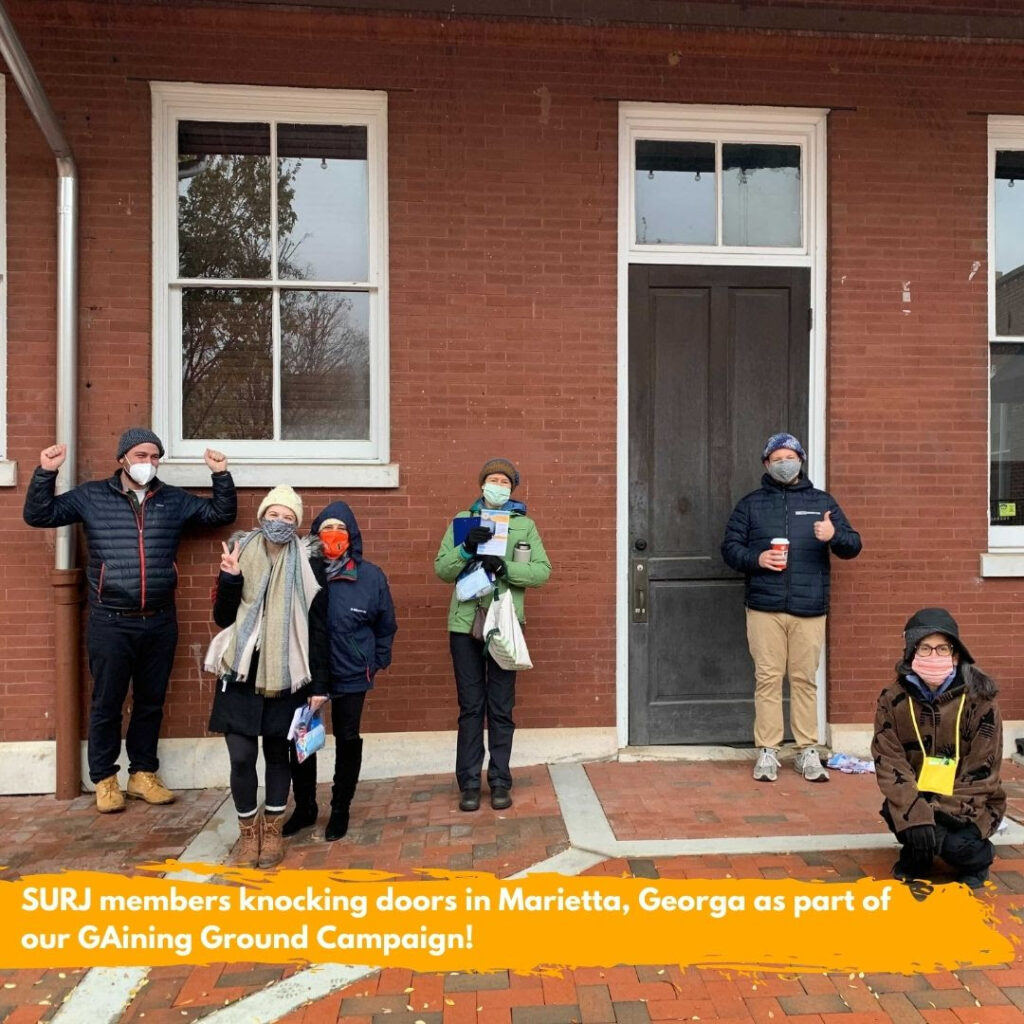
[126,771,176,805]
[260,812,285,868]
[233,815,262,868]
[95,775,125,814]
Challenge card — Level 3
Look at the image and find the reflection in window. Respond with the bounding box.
[182,289,273,439]
[282,291,370,439]
[178,122,272,279]
[722,144,801,247]
[174,117,375,444]
[278,124,368,282]
[995,151,1024,337]
[635,141,715,244]
[990,344,1024,525]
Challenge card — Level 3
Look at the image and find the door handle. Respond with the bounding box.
[632,560,648,623]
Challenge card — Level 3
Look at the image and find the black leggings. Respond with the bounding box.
[225,733,290,817]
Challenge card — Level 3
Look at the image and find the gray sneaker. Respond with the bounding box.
[795,747,830,782]
[753,747,781,782]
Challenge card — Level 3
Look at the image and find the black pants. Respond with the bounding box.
[86,606,178,784]
[882,804,994,877]
[290,692,366,810]
[225,733,291,816]
[450,632,516,791]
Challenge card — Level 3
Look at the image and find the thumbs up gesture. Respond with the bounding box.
[813,509,835,542]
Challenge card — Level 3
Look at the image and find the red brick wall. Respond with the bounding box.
[4,1,1024,747]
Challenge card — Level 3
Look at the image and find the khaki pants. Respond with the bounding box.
[745,609,826,750]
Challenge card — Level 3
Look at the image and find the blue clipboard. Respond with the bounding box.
[452,516,488,546]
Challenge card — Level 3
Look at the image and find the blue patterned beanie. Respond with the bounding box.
[761,433,806,462]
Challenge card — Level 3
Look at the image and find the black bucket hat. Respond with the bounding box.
[903,607,973,663]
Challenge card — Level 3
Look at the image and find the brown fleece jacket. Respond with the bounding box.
[872,665,1005,839]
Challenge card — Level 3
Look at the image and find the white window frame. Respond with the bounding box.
[624,105,819,262]
[0,75,12,487]
[150,81,395,488]
[984,117,1024,567]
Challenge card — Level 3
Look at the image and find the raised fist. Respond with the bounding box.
[204,448,228,473]
[40,443,67,472]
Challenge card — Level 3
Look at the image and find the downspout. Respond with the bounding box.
[0,3,82,798]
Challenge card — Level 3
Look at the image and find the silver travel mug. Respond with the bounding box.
[512,541,531,563]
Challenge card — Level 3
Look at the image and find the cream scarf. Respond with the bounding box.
[204,531,320,696]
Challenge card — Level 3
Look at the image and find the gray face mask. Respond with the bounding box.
[261,519,297,545]
[767,459,801,484]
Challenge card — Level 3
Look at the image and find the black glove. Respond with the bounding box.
[480,555,507,578]
[902,824,937,861]
[462,525,493,554]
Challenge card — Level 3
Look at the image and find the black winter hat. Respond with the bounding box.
[116,427,164,461]
[903,607,974,663]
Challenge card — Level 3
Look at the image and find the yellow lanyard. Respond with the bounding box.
[908,691,965,761]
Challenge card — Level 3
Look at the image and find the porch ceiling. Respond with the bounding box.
[123,0,1024,44]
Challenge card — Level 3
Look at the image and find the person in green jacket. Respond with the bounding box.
[434,458,551,812]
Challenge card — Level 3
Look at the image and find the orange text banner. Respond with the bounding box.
[0,865,1012,973]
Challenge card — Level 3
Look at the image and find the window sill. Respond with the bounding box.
[980,550,1024,577]
[0,459,17,486]
[156,460,399,489]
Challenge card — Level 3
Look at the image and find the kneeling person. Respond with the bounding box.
[872,608,1005,890]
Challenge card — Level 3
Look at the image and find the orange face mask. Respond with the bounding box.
[320,526,350,560]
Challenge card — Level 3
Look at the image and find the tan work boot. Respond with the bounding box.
[233,815,262,868]
[95,775,125,814]
[260,813,285,868]
[126,771,176,804]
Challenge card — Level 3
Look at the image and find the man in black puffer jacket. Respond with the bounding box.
[721,433,861,785]
[23,428,236,812]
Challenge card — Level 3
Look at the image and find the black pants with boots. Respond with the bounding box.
[883,805,994,882]
[450,632,516,793]
[288,692,366,838]
[86,606,178,784]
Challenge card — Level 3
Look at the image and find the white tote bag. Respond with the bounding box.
[483,589,533,671]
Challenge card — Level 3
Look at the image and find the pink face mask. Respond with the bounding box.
[911,655,955,688]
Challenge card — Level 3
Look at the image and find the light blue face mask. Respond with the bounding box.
[767,459,801,484]
[482,482,512,506]
[261,519,297,545]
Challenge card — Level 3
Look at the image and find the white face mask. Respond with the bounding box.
[126,461,156,487]
[482,482,512,506]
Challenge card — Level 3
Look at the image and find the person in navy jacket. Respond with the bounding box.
[721,433,861,785]
[23,428,236,813]
[283,500,397,842]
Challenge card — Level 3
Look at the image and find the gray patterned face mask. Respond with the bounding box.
[767,459,801,484]
[261,519,297,545]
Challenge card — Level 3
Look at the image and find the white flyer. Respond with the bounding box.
[477,508,511,556]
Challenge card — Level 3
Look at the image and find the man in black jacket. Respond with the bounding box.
[24,427,237,812]
[721,433,861,785]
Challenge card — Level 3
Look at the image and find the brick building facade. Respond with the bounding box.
[3,0,1024,792]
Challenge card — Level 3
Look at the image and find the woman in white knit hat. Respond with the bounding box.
[204,485,325,868]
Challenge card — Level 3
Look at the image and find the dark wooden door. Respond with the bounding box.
[628,264,810,745]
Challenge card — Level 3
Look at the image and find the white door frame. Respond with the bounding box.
[616,103,830,748]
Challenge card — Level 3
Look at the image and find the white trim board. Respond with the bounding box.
[0,727,619,796]
[616,103,830,749]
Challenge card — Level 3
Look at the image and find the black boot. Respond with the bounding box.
[282,748,319,838]
[326,737,363,842]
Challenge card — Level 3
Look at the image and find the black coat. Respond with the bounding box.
[24,467,237,610]
[308,501,398,696]
[720,473,861,617]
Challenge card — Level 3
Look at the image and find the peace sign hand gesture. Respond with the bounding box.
[220,541,241,575]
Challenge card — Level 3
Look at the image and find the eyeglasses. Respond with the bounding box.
[914,642,954,658]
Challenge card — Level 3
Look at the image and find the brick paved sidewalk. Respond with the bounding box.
[2,759,1024,1023]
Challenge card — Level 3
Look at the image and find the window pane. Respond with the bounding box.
[722,144,801,247]
[182,288,273,439]
[178,122,272,279]
[634,141,715,244]
[278,124,368,282]
[990,344,1024,525]
[281,291,370,439]
[995,151,1024,336]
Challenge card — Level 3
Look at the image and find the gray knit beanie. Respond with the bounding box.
[116,427,165,461]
